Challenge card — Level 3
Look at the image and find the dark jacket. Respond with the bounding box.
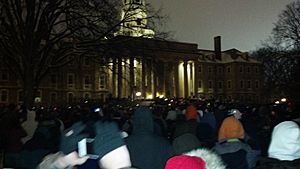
[125,107,173,169]
[254,157,300,169]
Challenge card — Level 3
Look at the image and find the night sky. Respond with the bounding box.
[149,0,292,52]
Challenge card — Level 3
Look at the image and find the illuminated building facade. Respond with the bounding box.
[0,0,262,106]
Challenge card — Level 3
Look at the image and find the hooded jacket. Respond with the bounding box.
[125,107,173,169]
[184,148,226,169]
[254,121,300,169]
[213,116,253,169]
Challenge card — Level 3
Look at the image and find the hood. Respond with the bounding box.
[218,116,244,141]
[132,107,154,134]
[184,148,226,169]
[268,121,300,161]
[185,105,198,120]
[172,133,201,155]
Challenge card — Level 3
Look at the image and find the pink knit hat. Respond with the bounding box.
[165,155,206,169]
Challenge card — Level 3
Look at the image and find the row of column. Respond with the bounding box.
[110,57,195,99]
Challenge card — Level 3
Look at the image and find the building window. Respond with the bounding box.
[67,92,74,103]
[218,67,223,74]
[84,93,91,99]
[50,74,57,88]
[18,90,23,102]
[247,66,251,73]
[198,80,202,88]
[227,66,231,73]
[50,92,57,104]
[0,90,8,102]
[255,67,259,73]
[227,80,231,89]
[218,81,223,89]
[84,57,90,66]
[240,80,244,88]
[208,66,212,73]
[198,65,202,73]
[208,81,213,89]
[1,72,8,81]
[84,75,91,89]
[99,75,106,89]
[255,81,259,88]
[239,66,243,73]
[247,80,251,89]
[67,74,75,88]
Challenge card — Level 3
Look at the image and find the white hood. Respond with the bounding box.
[184,148,226,169]
[268,121,300,161]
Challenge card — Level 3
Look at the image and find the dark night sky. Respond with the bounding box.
[148,0,292,52]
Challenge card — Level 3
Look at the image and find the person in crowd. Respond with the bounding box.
[1,104,27,168]
[196,122,216,148]
[125,107,173,169]
[173,104,199,138]
[254,121,300,169]
[21,109,38,143]
[200,105,217,132]
[38,121,134,169]
[213,116,257,169]
[172,133,201,155]
[165,148,226,169]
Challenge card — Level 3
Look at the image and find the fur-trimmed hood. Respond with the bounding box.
[184,148,226,169]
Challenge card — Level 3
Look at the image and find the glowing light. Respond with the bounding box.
[136,92,142,97]
[275,101,280,104]
[281,98,287,102]
[146,94,153,99]
[159,95,164,98]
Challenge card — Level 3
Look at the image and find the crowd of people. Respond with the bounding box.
[0,98,299,169]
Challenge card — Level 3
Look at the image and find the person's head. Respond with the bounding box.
[185,105,198,121]
[165,155,206,169]
[228,109,242,119]
[218,116,245,141]
[268,121,300,161]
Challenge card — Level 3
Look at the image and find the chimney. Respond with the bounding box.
[214,36,222,60]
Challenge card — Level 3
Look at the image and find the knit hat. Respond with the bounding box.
[173,133,201,155]
[218,116,245,141]
[165,155,206,169]
[185,105,198,120]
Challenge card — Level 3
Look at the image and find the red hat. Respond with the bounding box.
[165,155,206,169]
[185,105,198,120]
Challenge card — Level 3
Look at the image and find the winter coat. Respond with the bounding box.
[125,107,173,169]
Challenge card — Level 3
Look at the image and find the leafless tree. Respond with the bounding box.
[0,0,170,107]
